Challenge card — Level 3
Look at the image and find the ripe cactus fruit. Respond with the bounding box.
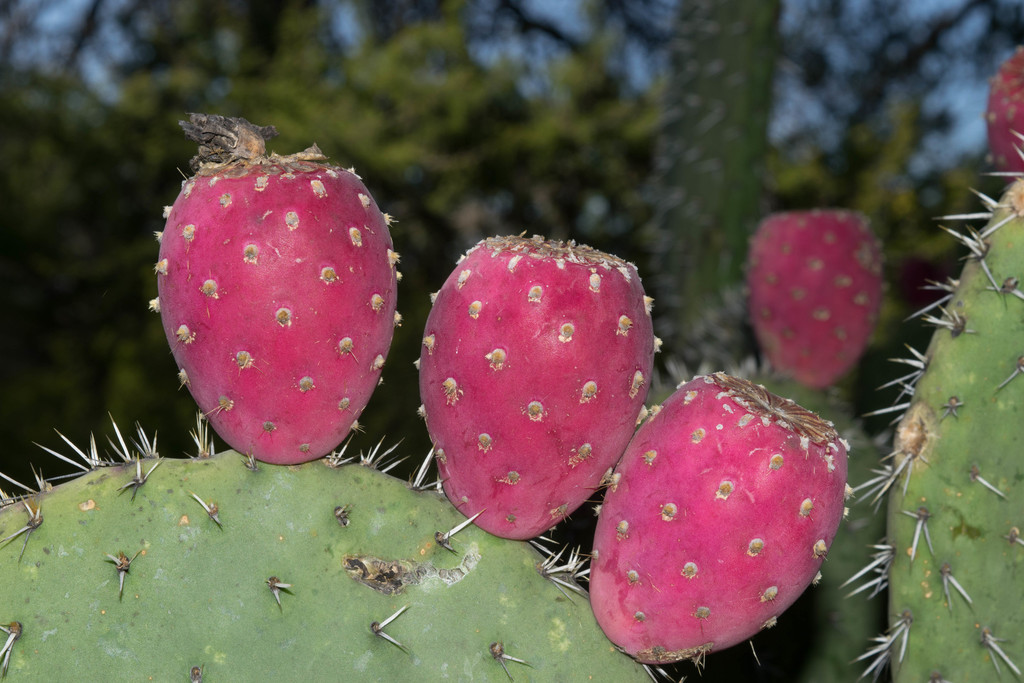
[154,114,398,464]
[418,235,656,540]
[589,372,849,664]
[0,439,647,680]
[985,46,1024,172]
[746,209,883,388]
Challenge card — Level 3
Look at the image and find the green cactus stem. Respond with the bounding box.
[0,434,647,680]
[869,180,1024,680]
[649,0,780,348]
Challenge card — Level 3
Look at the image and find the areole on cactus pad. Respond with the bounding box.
[153,114,399,465]
[418,235,658,540]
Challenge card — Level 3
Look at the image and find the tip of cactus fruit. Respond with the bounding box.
[708,372,839,445]
[180,113,279,169]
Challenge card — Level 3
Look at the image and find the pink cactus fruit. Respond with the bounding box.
[589,372,849,664]
[155,119,398,465]
[746,209,882,388]
[986,46,1024,172]
[418,235,657,540]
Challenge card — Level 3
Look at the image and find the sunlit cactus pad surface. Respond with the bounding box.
[0,445,645,681]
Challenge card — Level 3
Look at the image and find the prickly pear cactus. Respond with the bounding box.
[866,180,1024,680]
[0,436,646,680]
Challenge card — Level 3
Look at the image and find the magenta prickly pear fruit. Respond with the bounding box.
[154,114,398,464]
[746,209,882,388]
[986,46,1024,172]
[589,373,849,664]
[418,235,657,540]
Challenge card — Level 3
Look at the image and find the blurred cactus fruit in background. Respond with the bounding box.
[418,235,657,540]
[589,372,849,664]
[986,46,1024,172]
[746,209,883,388]
[154,114,399,464]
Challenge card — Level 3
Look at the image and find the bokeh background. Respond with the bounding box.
[2,0,1024,678]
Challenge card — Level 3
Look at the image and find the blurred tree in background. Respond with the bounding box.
[1,0,1023,494]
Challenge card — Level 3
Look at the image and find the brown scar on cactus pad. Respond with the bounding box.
[342,548,480,596]
[155,114,398,464]
[418,234,657,539]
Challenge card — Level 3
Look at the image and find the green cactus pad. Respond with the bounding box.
[883,180,1024,681]
[0,448,646,680]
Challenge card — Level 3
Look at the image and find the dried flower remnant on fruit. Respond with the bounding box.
[711,373,838,444]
